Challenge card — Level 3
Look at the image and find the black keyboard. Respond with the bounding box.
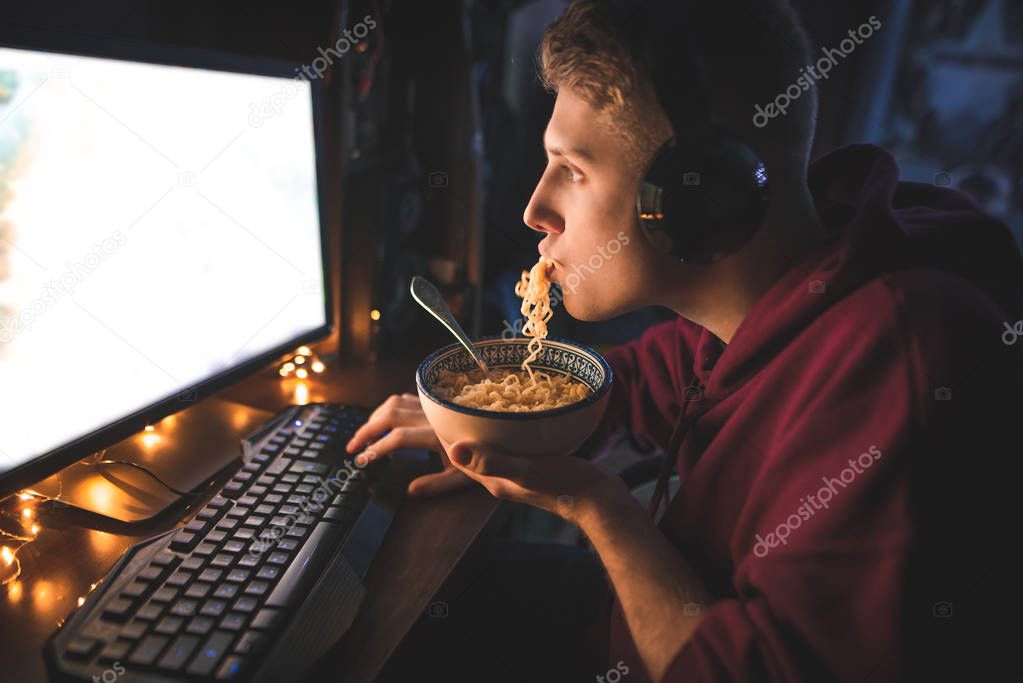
[47,403,396,682]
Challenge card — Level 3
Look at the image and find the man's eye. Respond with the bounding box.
[561,165,581,182]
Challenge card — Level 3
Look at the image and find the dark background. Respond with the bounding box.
[2,0,1020,360]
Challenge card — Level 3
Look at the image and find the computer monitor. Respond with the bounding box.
[0,33,331,498]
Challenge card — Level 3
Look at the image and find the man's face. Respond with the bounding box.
[523,88,667,321]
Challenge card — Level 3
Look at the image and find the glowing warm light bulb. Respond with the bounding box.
[144,425,155,432]
[296,368,308,379]
[311,361,325,373]
[294,381,309,405]
[279,367,289,377]
[21,508,32,520]
[17,492,32,501]
[370,309,381,321]
[30,524,40,536]
[8,580,22,603]
[1,546,13,565]
[77,596,85,607]
[297,346,312,356]
[294,355,306,365]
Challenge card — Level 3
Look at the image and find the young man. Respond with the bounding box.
[350,1,1023,680]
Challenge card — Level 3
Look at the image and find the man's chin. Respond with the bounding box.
[561,294,622,322]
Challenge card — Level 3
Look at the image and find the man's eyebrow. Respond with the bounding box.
[542,134,596,163]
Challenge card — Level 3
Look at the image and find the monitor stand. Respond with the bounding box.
[27,398,273,529]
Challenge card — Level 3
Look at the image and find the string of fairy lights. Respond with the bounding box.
[3,344,334,596]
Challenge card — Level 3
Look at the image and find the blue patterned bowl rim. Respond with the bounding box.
[416,335,614,420]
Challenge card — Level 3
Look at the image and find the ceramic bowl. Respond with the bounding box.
[416,336,613,456]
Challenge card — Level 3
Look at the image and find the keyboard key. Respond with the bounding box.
[152,587,179,603]
[170,599,199,617]
[65,637,99,660]
[233,596,258,614]
[193,543,217,557]
[241,516,266,527]
[266,458,291,475]
[226,569,250,583]
[225,506,249,519]
[237,554,260,568]
[222,481,245,498]
[184,519,207,534]
[103,598,134,622]
[249,485,268,496]
[220,613,246,631]
[266,522,333,609]
[128,634,168,666]
[200,599,227,617]
[278,539,299,552]
[99,639,132,663]
[285,525,309,539]
[233,528,255,540]
[214,584,238,600]
[185,630,234,677]
[267,552,288,565]
[156,634,199,671]
[216,655,246,679]
[185,583,212,600]
[281,473,300,484]
[206,530,228,544]
[121,620,148,640]
[216,518,240,531]
[278,504,299,516]
[256,565,280,581]
[196,507,220,522]
[121,581,149,599]
[223,540,246,554]
[251,608,281,630]
[198,568,223,583]
[289,460,329,475]
[210,554,234,568]
[208,496,230,509]
[181,556,205,571]
[237,495,258,507]
[136,602,163,621]
[254,504,274,515]
[151,551,179,567]
[233,630,263,654]
[154,616,184,635]
[138,565,166,582]
[264,494,284,505]
[244,581,269,597]
[166,571,191,587]
[186,616,215,636]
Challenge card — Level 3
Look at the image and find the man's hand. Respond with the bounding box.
[345,393,474,498]
[443,440,619,524]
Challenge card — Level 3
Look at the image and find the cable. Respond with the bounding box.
[85,453,217,499]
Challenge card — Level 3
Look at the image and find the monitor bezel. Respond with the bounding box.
[0,27,335,499]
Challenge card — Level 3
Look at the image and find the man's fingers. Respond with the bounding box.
[448,442,525,481]
[346,405,428,453]
[406,469,474,498]
[354,426,438,465]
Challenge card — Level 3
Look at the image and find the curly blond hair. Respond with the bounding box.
[538,0,817,178]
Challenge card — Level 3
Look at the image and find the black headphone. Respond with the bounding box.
[610,0,770,264]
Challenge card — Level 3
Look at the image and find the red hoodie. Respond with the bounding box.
[590,145,1023,682]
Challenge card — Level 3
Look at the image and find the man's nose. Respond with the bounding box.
[522,182,565,235]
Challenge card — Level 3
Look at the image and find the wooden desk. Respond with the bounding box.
[0,352,499,682]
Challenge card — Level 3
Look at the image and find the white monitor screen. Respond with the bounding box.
[0,45,327,476]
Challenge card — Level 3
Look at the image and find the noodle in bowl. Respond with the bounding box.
[416,336,613,456]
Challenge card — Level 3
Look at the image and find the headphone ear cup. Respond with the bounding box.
[637,131,770,264]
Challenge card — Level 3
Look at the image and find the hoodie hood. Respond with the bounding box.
[694,144,1023,396]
